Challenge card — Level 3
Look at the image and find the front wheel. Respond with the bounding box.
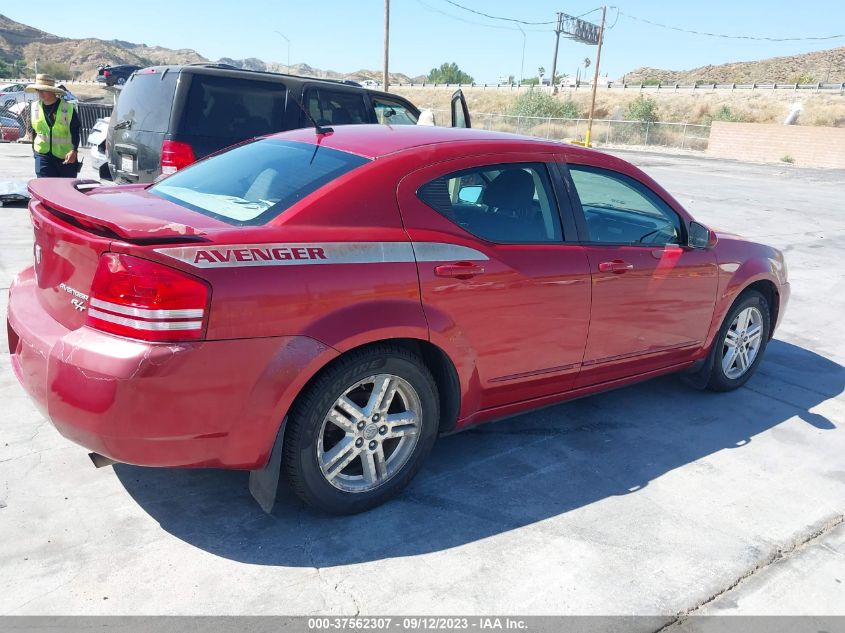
[283,345,439,514]
[707,290,771,391]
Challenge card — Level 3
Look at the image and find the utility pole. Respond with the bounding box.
[549,12,562,90]
[383,0,390,92]
[585,6,607,147]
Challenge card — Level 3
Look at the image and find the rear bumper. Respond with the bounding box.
[8,268,335,469]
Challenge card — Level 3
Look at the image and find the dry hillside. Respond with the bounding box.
[625,47,845,85]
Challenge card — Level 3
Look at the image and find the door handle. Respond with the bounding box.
[434,262,485,280]
[598,260,634,274]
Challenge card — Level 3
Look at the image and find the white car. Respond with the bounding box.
[87,117,111,180]
[0,83,36,109]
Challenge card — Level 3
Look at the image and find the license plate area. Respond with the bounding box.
[120,154,134,173]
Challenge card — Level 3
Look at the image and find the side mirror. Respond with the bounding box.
[458,185,482,203]
[688,221,716,249]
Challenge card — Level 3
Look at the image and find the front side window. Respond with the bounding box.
[306,89,370,126]
[149,139,370,225]
[568,165,682,245]
[372,97,418,125]
[418,163,563,243]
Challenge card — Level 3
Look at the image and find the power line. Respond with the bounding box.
[439,0,555,25]
[414,0,549,33]
[618,10,845,41]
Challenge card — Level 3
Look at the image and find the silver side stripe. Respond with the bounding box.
[155,242,488,269]
[88,308,203,331]
[89,298,204,320]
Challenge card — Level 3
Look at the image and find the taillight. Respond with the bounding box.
[160,140,196,175]
[103,70,110,77]
[87,253,209,342]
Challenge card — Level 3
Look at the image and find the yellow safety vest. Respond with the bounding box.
[31,100,75,159]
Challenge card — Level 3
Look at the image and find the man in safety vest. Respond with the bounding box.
[25,74,81,178]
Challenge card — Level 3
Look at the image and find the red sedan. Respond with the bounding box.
[7,125,789,514]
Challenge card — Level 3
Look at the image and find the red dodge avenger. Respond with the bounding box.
[7,125,789,514]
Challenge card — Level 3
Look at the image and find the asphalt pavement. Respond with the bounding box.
[0,142,843,625]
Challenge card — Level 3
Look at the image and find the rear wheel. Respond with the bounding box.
[707,290,770,391]
[284,345,439,514]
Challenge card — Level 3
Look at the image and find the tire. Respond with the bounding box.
[283,345,439,514]
[116,77,126,85]
[707,290,771,392]
[98,163,112,181]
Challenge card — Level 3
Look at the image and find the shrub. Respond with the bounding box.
[626,95,659,123]
[789,73,815,85]
[702,105,744,125]
[509,89,580,119]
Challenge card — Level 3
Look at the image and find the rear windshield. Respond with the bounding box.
[180,74,288,138]
[149,139,370,225]
[114,72,177,132]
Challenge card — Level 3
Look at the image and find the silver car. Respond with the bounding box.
[0,83,36,109]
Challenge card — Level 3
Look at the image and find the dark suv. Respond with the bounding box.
[107,64,468,184]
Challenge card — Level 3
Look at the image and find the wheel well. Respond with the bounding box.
[288,338,461,436]
[742,280,779,339]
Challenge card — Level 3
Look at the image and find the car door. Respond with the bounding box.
[559,158,719,387]
[398,154,590,411]
[451,89,471,128]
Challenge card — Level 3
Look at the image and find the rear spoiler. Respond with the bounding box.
[27,179,206,240]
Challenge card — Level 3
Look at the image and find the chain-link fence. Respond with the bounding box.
[431,109,711,151]
[1,101,113,147]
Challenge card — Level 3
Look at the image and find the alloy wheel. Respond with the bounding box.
[722,306,764,379]
[316,374,422,493]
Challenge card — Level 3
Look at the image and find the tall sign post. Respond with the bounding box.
[585,6,607,147]
[383,0,390,92]
[550,13,563,90]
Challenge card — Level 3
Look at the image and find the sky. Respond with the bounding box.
[7,1,845,83]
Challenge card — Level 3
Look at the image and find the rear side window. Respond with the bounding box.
[113,73,178,132]
[418,163,563,243]
[149,139,370,225]
[306,88,371,125]
[181,74,287,138]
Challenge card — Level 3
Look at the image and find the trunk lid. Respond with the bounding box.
[27,179,222,331]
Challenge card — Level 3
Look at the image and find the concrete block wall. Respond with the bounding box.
[708,122,845,169]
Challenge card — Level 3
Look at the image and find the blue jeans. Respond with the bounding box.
[34,153,79,178]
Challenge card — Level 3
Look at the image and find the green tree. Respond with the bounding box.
[427,62,474,84]
[626,95,659,123]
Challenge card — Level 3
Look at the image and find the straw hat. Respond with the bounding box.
[25,74,66,95]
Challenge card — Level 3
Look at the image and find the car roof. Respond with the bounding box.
[139,65,414,99]
[273,124,602,160]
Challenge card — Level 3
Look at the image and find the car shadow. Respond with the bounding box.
[114,340,842,566]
